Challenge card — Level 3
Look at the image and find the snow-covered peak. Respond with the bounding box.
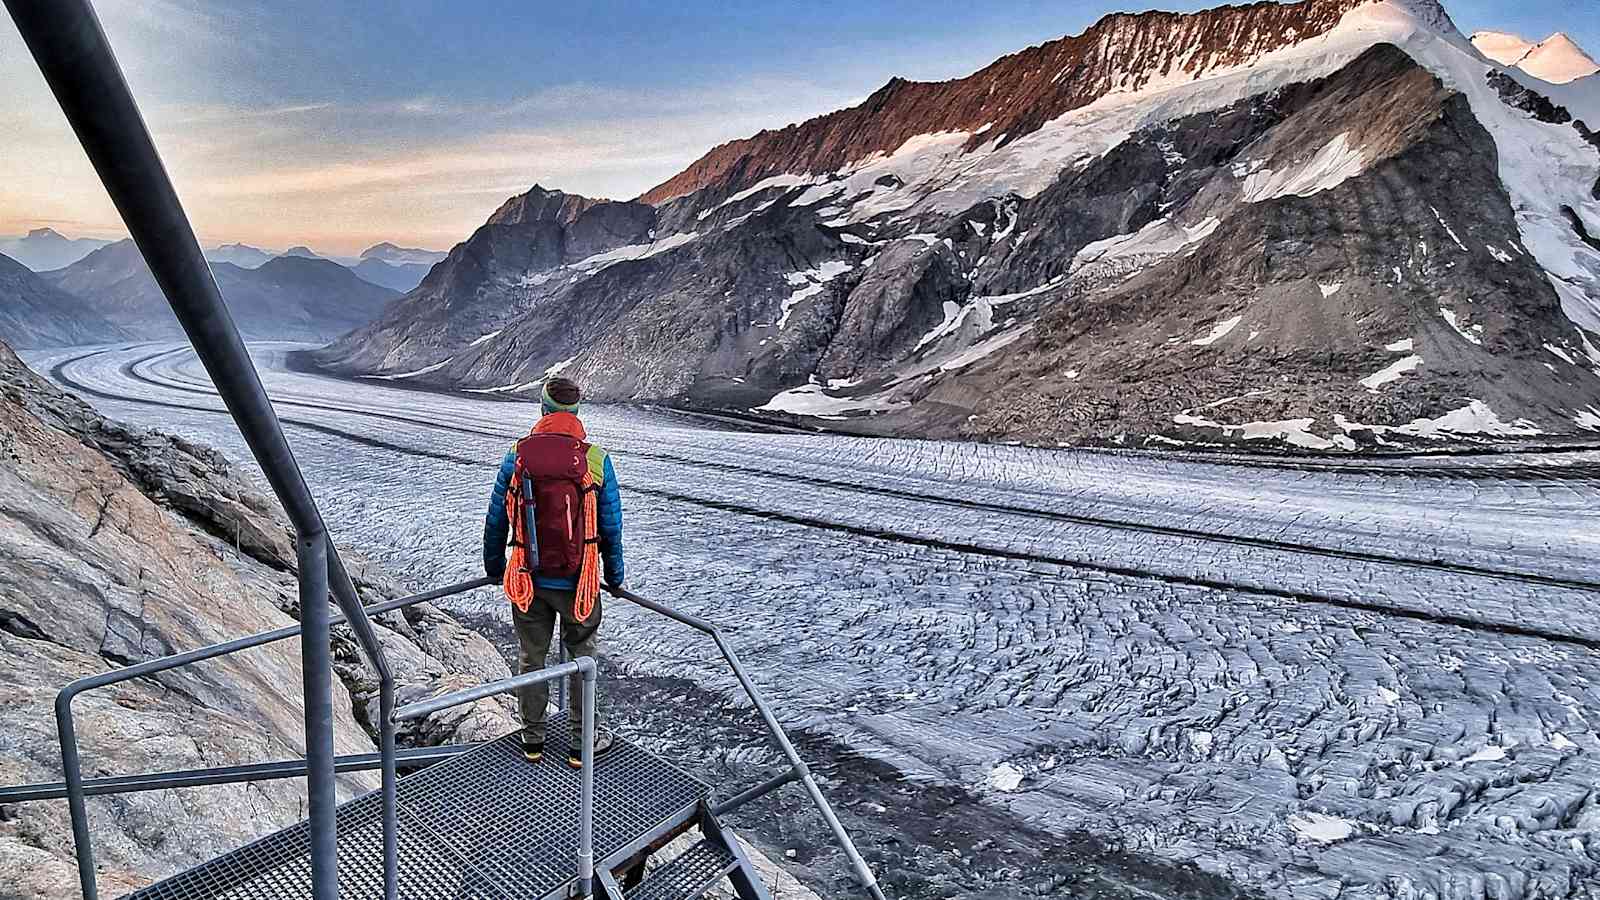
[1470,30,1535,66]
[1471,29,1599,84]
[1378,0,1460,36]
[1519,32,1600,84]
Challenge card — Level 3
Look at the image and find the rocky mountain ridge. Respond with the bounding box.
[0,338,516,897]
[316,185,656,375]
[0,252,128,349]
[640,0,1388,206]
[310,0,1600,451]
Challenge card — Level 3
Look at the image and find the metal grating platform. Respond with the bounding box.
[630,838,738,900]
[123,718,709,900]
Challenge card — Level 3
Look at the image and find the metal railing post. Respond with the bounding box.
[577,657,597,898]
[378,682,399,900]
[54,692,97,900]
[298,537,337,900]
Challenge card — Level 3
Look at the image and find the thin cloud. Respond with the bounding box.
[0,5,857,252]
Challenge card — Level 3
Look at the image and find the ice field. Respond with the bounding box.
[25,342,1600,899]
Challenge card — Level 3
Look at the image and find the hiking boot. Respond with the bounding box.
[567,730,616,768]
[522,734,545,763]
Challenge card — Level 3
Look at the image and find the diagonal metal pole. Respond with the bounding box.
[3,3,397,898]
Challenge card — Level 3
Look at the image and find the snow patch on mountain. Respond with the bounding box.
[1338,399,1544,437]
[1439,306,1484,344]
[1360,354,1423,389]
[544,355,578,378]
[1191,315,1244,346]
[361,360,449,380]
[1174,412,1354,450]
[1429,205,1468,251]
[915,280,1060,352]
[755,383,905,418]
[1545,342,1577,364]
[1242,132,1366,202]
[901,324,1036,379]
[773,261,853,329]
[1072,217,1220,283]
[572,231,700,272]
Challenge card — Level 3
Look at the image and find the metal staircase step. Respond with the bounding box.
[122,719,709,900]
[628,836,740,900]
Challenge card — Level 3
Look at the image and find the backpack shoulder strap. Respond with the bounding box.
[584,444,607,487]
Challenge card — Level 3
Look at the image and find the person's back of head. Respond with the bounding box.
[542,377,581,416]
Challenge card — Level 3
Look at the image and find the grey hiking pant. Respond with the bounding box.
[512,585,604,743]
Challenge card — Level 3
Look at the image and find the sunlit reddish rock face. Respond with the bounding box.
[639,0,1371,206]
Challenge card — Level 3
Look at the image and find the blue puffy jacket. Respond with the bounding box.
[483,439,624,590]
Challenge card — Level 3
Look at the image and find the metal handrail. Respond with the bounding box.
[0,745,479,805]
[393,660,600,897]
[3,4,408,898]
[42,576,490,898]
[605,585,886,900]
[710,768,800,817]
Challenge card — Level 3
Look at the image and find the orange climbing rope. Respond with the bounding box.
[572,469,600,623]
[503,468,536,614]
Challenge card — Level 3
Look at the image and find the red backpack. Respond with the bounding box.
[512,432,590,578]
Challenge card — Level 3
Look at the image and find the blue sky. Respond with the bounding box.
[1,0,1594,254]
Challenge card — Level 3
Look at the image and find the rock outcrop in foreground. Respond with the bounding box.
[0,341,516,898]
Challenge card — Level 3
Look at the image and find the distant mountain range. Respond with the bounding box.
[31,240,399,343]
[0,233,445,318]
[0,252,128,349]
[312,0,1600,451]
[360,242,448,266]
[0,228,113,273]
[2,229,446,297]
[200,241,445,293]
[206,242,275,269]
